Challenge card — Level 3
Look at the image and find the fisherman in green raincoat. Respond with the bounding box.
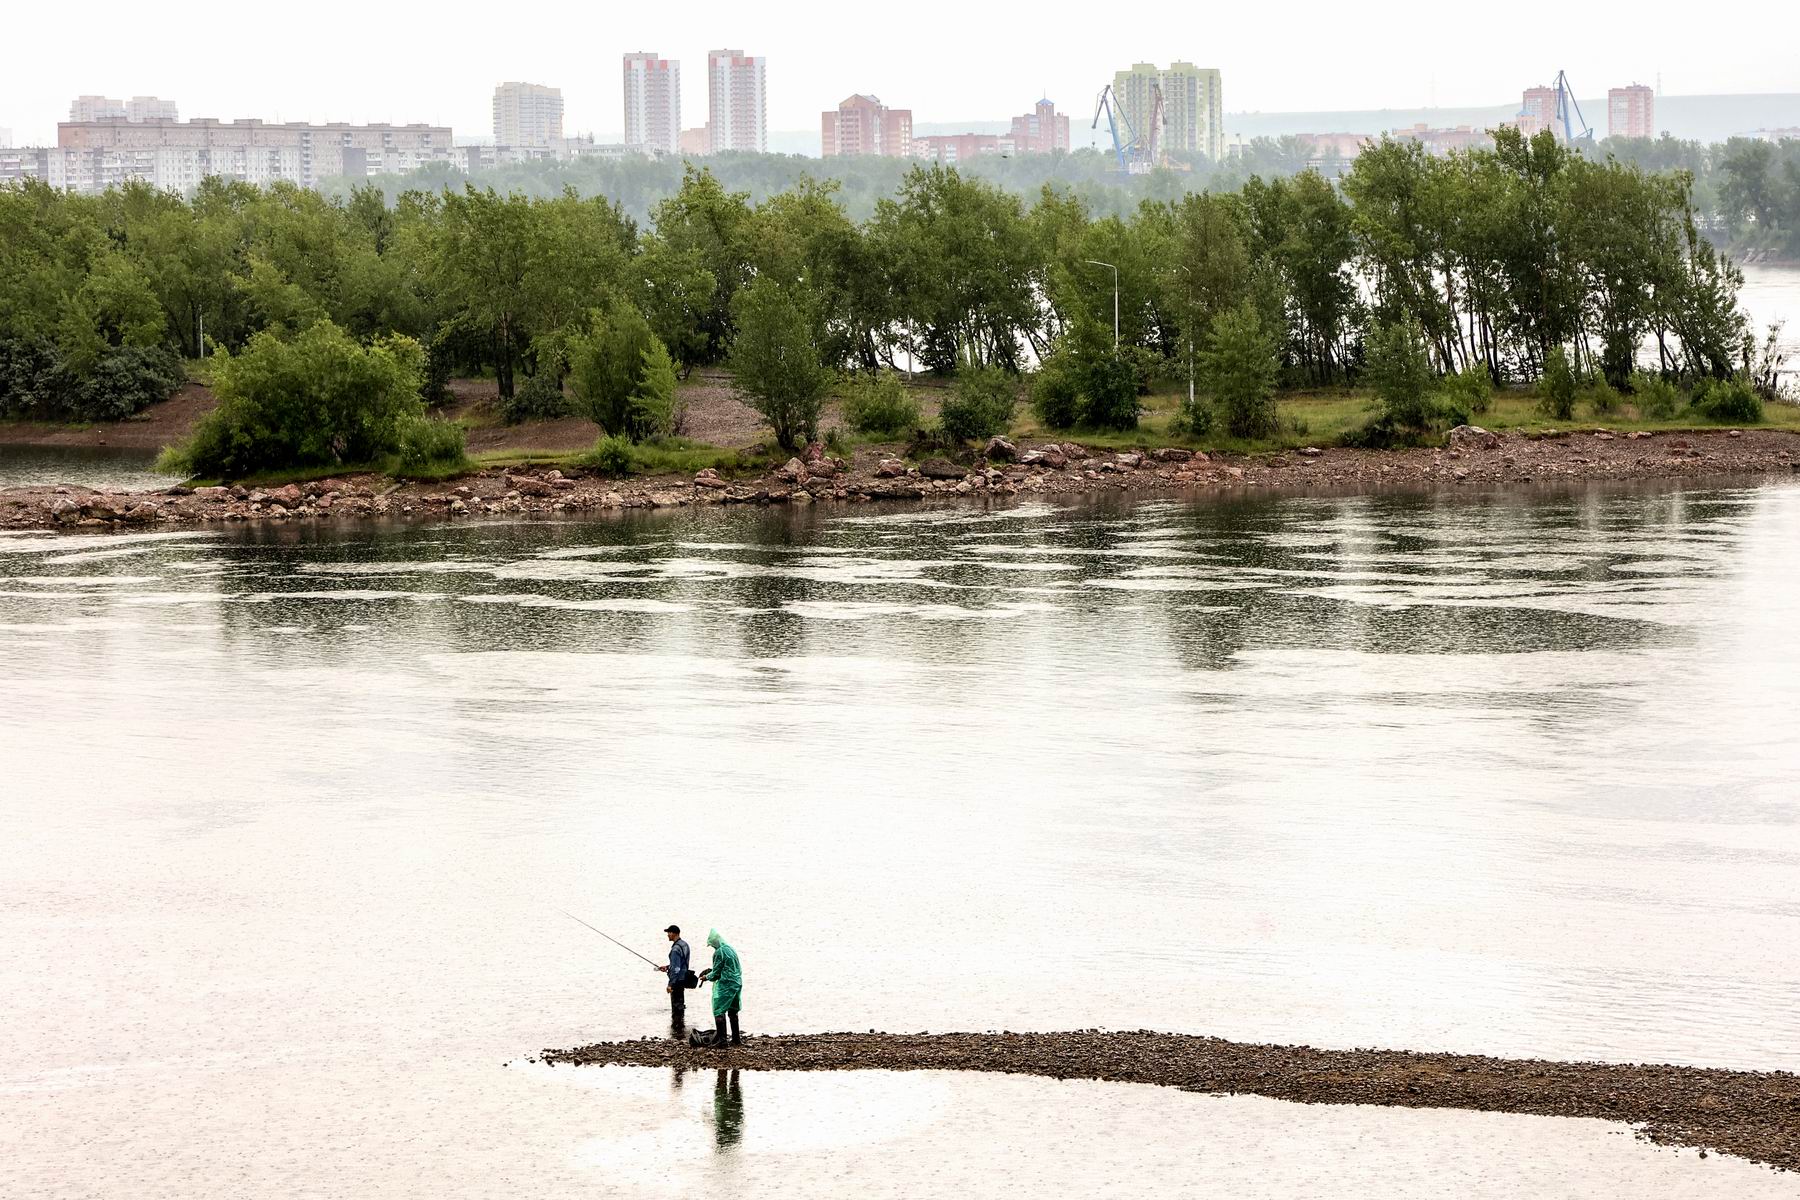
[697,928,743,1046]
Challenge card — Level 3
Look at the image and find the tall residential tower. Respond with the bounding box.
[623,52,681,154]
[1112,63,1223,162]
[492,82,564,148]
[1608,84,1655,139]
[707,50,767,153]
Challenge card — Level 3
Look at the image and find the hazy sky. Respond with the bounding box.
[4,0,1794,145]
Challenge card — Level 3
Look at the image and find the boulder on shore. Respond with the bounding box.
[919,457,964,480]
[1447,425,1501,452]
[984,435,1018,461]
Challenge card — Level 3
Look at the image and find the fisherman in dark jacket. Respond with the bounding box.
[654,924,690,1028]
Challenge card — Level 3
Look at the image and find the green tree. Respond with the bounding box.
[729,277,831,451]
[1199,301,1280,439]
[1364,314,1439,430]
[649,167,757,364]
[567,304,670,441]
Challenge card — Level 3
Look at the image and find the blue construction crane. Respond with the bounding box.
[1552,70,1594,143]
[1092,85,1136,173]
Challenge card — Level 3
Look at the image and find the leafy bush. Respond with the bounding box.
[1029,348,1083,430]
[159,321,425,479]
[393,415,467,472]
[1440,365,1494,416]
[1365,315,1438,430]
[0,338,183,422]
[1585,379,1622,417]
[1689,376,1764,424]
[1539,346,1577,420]
[841,371,921,437]
[1629,371,1682,420]
[589,433,635,476]
[938,364,1017,442]
[502,370,571,424]
[1079,354,1140,431]
[1200,301,1279,439]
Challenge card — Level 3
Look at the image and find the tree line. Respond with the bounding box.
[0,126,1777,471]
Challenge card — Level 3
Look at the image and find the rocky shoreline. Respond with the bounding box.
[540,1030,1800,1174]
[4,426,1799,532]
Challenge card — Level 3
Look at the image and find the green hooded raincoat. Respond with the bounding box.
[704,929,742,1018]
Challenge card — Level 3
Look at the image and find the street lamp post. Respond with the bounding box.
[1083,259,1119,350]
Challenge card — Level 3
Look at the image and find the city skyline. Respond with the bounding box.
[3,0,1787,147]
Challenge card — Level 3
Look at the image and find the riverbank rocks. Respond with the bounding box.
[506,474,556,497]
[1153,447,1193,462]
[1061,443,1090,460]
[918,457,964,480]
[875,458,905,478]
[1115,451,1144,468]
[1025,446,1069,469]
[693,468,728,489]
[984,435,1018,461]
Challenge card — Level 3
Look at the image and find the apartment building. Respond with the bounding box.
[623,52,681,154]
[821,95,912,157]
[914,133,1010,164]
[1517,86,1561,138]
[49,116,452,192]
[1112,63,1223,161]
[69,95,178,123]
[707,50,766,153]
[1009,99,1070,154]
[493,82,564,148]
[1608,84,1655,139]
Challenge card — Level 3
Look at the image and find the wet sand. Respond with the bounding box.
[541,1031,1800,1174]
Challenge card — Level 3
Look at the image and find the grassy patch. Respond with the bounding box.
[575,437,775,479]
[1008,384,1800,455]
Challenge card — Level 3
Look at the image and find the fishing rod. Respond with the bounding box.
[559,910,661,967]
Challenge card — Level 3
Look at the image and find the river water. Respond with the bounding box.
[4,481,1799,1196]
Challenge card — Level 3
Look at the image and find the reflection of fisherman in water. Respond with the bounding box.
[712,1069,744,1150]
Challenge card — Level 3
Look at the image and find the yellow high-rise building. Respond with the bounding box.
[1111,62,1224,162]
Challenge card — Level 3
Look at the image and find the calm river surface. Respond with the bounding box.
[4,482,1800,1196]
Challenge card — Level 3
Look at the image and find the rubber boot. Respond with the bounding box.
[715,1015,729,1048]
[728,1010,742,1045]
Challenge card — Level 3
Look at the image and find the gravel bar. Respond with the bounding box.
[541,1030,1799,1172]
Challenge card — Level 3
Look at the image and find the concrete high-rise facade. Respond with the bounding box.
[820,95,912,157]
[707,50,766,153]
[1010,98,1071,154]
[1518,86,1560,138]
[1111,63,1223,162]
[623,52,681,154]
[492,82,564,148]
[1608,84,1655,139]
[70,95,177,123]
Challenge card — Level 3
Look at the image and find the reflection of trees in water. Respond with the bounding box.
[712,1068,744,1150]
[198,481,1727,689]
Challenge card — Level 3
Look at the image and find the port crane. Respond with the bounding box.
[1091,82,1168,175]
[1519,70,1595,144]
[1551,70,1594,143]
[1092,84,1136,173]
